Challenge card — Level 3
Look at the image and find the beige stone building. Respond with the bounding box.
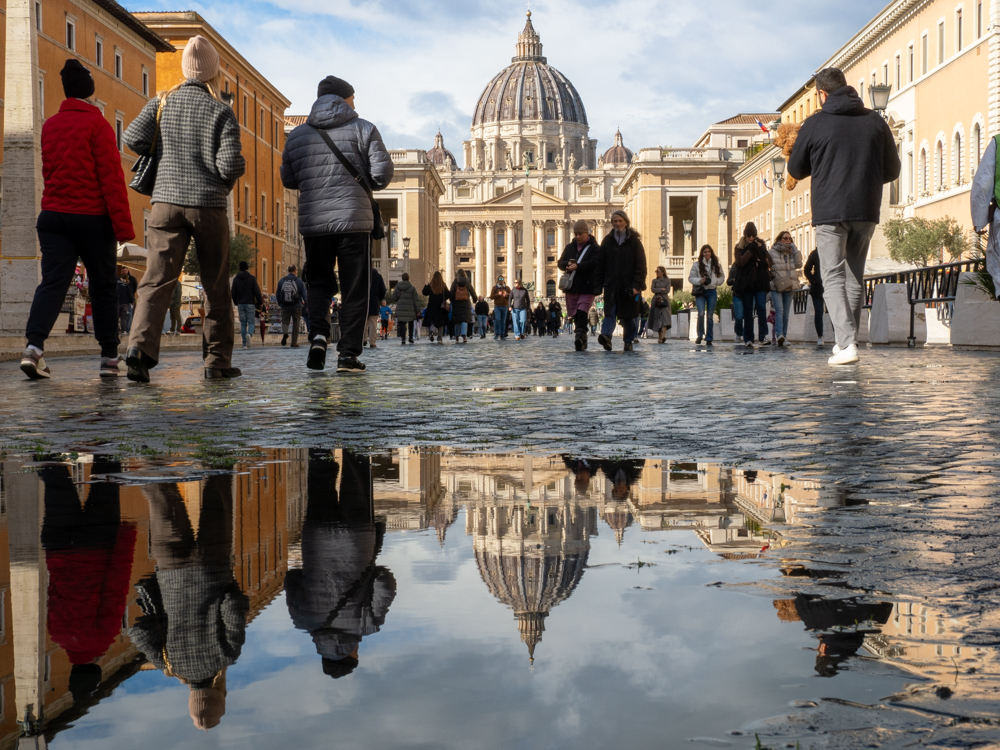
[736,0,998,263]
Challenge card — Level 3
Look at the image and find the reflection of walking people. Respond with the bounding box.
[41,460,137,705]
[597,210,647,352]
[124,36,246,382]
[285,450,396,679]
[19,60,135,381]
[128,475,248,730]
[787,66,900,365]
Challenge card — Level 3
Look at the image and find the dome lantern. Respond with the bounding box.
[514,11,545,63]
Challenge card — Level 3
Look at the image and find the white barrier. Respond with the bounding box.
[951,272,1000,346]
[869,283,925,345]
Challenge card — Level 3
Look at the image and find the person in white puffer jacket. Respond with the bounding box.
[768,231,803,346]
[688,245,726,344]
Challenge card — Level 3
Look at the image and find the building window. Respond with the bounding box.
[66,18,76,51]
[114,50,122,80]
[276,200,280,233]
[38,75,44,117]
[115,115,123,151]
[494,187,505,198]
[496,230,505,248]
[907,152,914,198]
[457,186,471,198]
[95,37,104,68]
[895,54,901,89]
[954,133,963,184]
[977,0,983,38]
[260,194,266,228]
[547,151,554,164]
[859,79,864,102]
[243,185,250,221]
[938,22,945,65]
[973,123,982,163]
[922,34,929,74]
[936,141,944,189]
[882,63,888,85]
[920,148,928,194]
[546,229,555,246]
[956,9,963,52]
[35,1,41,31]
[142,68,149,96]
[579,185,593,197]
[459,227,471,246]
[908,44,914,81]
[260,107,266,139]
[737,138,748,148]
[544,186,555,196]
[242,95,248,126]
[262,259,268,290]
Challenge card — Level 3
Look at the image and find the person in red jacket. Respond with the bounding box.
[20,59,135,380]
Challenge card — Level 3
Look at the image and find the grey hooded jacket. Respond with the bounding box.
[280,95,394,236]
[971,136,1000,297]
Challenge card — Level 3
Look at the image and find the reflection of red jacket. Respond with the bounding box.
[41,99,135,243]
[46,524,137,664]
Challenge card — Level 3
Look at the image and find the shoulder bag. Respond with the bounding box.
[558,245,591,292]
[314,127,386,240]
[129,98,163,196]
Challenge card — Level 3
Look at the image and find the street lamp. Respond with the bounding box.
[402,237,410,254]
[771,155,786,187]
[869,84,892,114]
[682,219,693,235]
[658,232,667,253]
[717,195,730,215]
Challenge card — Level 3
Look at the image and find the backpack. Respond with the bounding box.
[280,277,300,305]
[455,284,469,302]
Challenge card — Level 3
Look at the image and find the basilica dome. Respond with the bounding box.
[472,12,588,128]
[601,129,634,166]
[426,130,457,168]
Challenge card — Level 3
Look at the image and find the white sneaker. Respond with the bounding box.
[828,343,859,365]
[832,344,841,355]
[100,355,126,377]
[777,335,785,347]
[816,337,824,347]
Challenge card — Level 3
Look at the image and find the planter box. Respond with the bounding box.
[717,313,734,341]
[786,296,832,343]
[922,305,952,345]
[675,311,689,340]
[870,283,925,345]
[951,272,1000,346]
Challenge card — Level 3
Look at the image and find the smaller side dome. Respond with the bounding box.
[601,129,634,166]
[427,131,457,169]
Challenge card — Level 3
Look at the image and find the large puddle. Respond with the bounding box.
[0,450,994,748]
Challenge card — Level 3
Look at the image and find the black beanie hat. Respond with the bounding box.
[61,59,95,99]
[69,663,103,703]
[317,76,355,100]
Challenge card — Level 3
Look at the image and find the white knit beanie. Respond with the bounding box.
[182,35,219,82]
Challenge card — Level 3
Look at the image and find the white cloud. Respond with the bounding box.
[144,0,881,154]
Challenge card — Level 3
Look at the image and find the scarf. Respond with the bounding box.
[614,229,627,245]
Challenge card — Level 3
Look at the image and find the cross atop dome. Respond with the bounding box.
[514,10,546,63]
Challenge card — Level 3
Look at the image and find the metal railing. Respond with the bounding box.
[792,289,810,314]
[862,260,980,347]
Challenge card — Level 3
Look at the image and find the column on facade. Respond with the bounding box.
[506,221,517,283]
[442,222,455,282]
[557,220,568,256]
[534,221,546,293]
[485,222,496,292]
[474,222,485,293]
[594,220,606,243]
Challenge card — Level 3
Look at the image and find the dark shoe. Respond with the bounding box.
[410,339,415,344]
[598,334,612,351]
[401,339,406,346]
[125,346,155,383]
[100,355,125,378]
[761,339,771,346]
[623,342,634,352]
[695,337,702,344]
[337,355,366,373]
[204,367,243,379]
[307,336,328,370]
[281,334,288,347]
[20,348,51,380]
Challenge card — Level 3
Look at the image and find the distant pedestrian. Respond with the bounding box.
[390,272,420,345]
[422,271,451,343]
[379,302,392,340]
[648,267,672,344]
[689,245,726,345]
[733,223,771,348]
[533,302,548,337]
[489,276,511,340]
[168,279,183,334]
[449,270,478,343]
[788,66,900,365]
[124,35,246,382]
[281,74,394,373]
[277,265,307,347]
[803,249,825,346]
[548,299,562,337]
[19,60,135,380]
[509,278,532,339]
[587,306,600,334]
[557,219,601,351]
[231,261,263,349]
[597,210,647,352]
[365,267,387,349]
[117,267,136,335]
[768,231,802,346]
[474,297,490,339]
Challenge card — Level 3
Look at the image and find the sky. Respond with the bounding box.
[137,0,886,159]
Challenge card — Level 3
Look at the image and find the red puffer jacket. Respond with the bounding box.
[41,98,135,242]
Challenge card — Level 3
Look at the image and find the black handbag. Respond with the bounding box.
[129,98,163,196]
[691,284,706,297]
[314,127,385,241]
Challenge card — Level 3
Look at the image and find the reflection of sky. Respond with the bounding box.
[52,514,910,749]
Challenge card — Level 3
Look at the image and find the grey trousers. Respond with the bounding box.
[815,222,876,350]
[281,308,301,345]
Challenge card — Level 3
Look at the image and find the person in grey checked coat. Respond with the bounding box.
[123,35,245,383]
[281,75,394,374]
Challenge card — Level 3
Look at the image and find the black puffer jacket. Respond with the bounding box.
[557,236,601,295]
[787,86,901,225]
[422,284,451,328]
[597,230,647,320]
[733,238,771,295]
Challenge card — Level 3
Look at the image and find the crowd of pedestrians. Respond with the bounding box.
[13,58,932,381]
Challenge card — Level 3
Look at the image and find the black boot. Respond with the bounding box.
[574,311,588,351]
[125,346,156,383]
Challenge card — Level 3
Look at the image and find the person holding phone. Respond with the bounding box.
[596,210,647,352]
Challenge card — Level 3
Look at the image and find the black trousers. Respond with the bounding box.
[27,211,119,358]
[40,462,122,551]
[397,320,414,340]
[304,232,370,358]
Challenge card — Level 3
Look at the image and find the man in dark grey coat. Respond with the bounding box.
[281,76,394,374]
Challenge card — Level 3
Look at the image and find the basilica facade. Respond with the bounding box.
[430,13,634,297]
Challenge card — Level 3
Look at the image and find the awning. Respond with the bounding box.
[117,244,147,263]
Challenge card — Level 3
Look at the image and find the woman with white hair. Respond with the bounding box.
[557,219,601,350]
[596,210,647,352]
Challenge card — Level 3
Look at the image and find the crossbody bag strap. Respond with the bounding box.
[314,127,374,199]
[149,97,164,154]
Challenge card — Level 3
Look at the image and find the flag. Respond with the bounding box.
[755,119,770,134]
[763,175,769,189]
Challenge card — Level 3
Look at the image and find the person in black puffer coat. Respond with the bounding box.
[733,222,771,347]
[596,210,646,352]
[557,219,602,351]
[421,271,451,343]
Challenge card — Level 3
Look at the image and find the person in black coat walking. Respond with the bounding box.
[804,249,825,346]
[421,271,451,343]
[733,222,771,348]
[230,261,263,349]
[557,219,602,351]
[788,67,900,365]
[596,210,647,352]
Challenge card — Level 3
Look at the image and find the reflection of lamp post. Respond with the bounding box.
[682,219,694,259]
[717,195,730,263]
[403,237,410,275]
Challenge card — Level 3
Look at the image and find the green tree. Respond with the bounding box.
[183,232,257,278]
[882,215,968,266]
